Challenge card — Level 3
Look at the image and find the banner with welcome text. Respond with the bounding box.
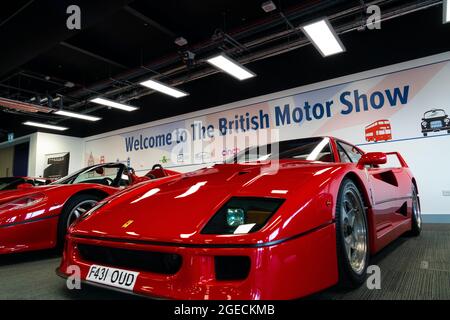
[84,58,450,174]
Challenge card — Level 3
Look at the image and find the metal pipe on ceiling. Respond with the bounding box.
[5,0,444,123]
[59,0,352,101]
[68,0,442,108]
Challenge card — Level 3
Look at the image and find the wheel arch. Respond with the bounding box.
[62,188,111,208]
[58,188,111,221]
[341,171,371,209]
[55,188,111,248]
[339,171,375,254]
[412,177,419,194]
[411,177,421,212]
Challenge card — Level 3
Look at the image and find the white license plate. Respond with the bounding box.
[86,265,139,291]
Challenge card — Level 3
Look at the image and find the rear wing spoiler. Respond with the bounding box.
[385,152,409,168]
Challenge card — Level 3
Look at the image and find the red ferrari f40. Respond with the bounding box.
[58,137,421,299]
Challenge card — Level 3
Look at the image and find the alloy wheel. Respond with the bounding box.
[340,188,368,275]
[66,199,98,229]
[412,187,421,229]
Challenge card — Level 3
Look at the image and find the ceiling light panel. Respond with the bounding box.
[54,110,101,121]
[444,0,449,23]
[23,121,68,131]
[301,19,345,57]
[139,79,189,98]
[206,54,256,80]
[90,98,138,112]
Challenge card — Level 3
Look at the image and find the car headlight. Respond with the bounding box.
[421,121,427,127]
[0,193,46,212]
[201,197,284,234]
[445,118,450,124]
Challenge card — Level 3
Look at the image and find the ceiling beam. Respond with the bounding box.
[0,0,134,78]
[60,41,129,70]
[123,5,177,38]
[0,0,34,28]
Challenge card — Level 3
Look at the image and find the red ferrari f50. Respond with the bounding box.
[0,162,179,254]
[58,137,421,299]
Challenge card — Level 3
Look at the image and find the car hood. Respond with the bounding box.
[0,185,61,205]
[71,160,340,244]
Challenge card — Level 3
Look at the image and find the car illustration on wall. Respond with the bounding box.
[57,136,421,300]
[0,162,179,255]
[421,109,450,136]
[365,119,392,142]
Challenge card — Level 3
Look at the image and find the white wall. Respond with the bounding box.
[28,133,37,176]
[30,132,83,177]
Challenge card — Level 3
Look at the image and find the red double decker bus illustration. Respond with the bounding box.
[365,119,392,142]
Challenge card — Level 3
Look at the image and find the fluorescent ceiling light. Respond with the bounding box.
[54,110,101,121]
[301,19,345,57]
[139,79,188,98]
[23,121,68,131]
[444,0,449,23]
[90,98,138,112]
[206,54,256,80]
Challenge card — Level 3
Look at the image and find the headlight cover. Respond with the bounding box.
[201,197,284,234]
[0,193,46,212]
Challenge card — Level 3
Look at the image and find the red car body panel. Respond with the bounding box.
[0,165,179,254]
[58,137,417,299]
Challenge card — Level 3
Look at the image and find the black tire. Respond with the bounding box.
[335,179,370,289]
[407,185,421,237]
[423,133,427,137]
[56,193,102,250]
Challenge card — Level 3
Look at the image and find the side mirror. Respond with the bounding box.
[17,183,34,189]
[358,152,387,167]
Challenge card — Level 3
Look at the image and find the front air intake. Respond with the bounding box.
[214,256,251,281]
[77,244,182,275]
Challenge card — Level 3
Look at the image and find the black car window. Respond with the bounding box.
[226,137,334,163]
[52,164,126,187]
[336,144,352,163]
[424,110,446,119]
[337,141,363,163]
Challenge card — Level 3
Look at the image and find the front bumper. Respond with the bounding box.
[58,223,338,300]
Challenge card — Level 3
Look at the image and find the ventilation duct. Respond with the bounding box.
[0,97,55,114]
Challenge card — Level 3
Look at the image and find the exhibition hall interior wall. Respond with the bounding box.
[0,132,83,178]
[31,132,83,178]
[1,52,449,221]
[0,146,14,177]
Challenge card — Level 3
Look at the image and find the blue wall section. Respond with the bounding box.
[13,142,29,177]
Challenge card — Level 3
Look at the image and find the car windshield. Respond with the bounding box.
[424,109,446,118]
[225,137,334,164]
[50,164,128,187]
[0,177,23,191]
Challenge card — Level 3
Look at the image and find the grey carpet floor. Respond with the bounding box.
[0,223,448,300]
